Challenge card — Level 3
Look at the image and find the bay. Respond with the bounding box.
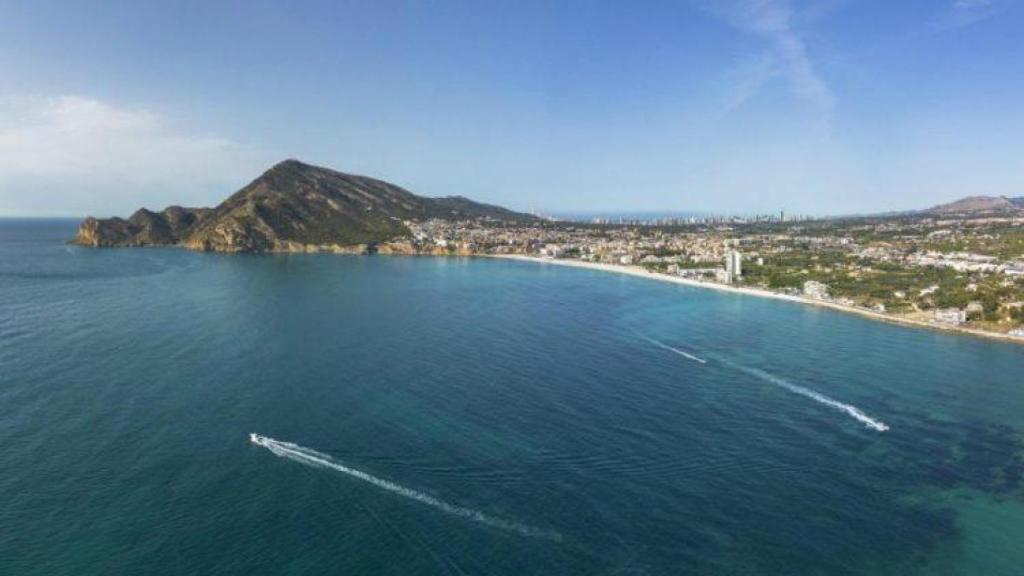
[2,219,1023,575]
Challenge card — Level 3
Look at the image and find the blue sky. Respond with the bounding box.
[1,0,1021,216]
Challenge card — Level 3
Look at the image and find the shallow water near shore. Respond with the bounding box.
[3,219,1024,575]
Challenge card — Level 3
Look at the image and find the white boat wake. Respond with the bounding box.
[249,434,561,540]
[638,332,887,432]
[639,335,707,364]
[736,366,890,432]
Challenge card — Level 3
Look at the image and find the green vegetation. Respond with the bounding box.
[738,241,1024,327]
[919,227,1024,260]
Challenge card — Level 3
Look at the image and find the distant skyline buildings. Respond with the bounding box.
[1,1,1023,217]
[551,211,813,226]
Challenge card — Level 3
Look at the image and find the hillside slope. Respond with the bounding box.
[73,160,534,252]
[927,195,1024,215]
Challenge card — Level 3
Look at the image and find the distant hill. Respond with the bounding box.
[926,195,1024,216]
[73,160,535,253]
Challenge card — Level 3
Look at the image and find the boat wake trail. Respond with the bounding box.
[735,366,889,432]
[639,335,707,364]
[249,434,561,540]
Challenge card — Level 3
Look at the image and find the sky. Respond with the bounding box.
[0,0,1022,217]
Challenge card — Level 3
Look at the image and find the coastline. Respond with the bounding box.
[490,254,1024,346]
[62,232,1024,346]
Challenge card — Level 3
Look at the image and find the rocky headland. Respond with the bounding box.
[73,159,533,253]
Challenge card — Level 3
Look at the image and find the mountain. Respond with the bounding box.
[926,195,1024,215]
[73,160,535,253]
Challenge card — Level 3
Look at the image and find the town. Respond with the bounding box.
[400,211,1024,338]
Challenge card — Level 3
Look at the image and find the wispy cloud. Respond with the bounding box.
[718,54,777,117]
[705,0,836,123]
[0,96,268,215]
[932,0,1002,31]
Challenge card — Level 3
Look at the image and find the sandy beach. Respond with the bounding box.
[492,254,1024,346]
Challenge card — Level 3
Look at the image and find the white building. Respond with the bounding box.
[803,280,830,300]
[540,243,563,258]
[724,250,742,283]
[935,308,967,325]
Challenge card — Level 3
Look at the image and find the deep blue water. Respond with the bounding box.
[2,219,1024,575]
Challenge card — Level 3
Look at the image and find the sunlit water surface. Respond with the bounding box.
[2,219,1023,575]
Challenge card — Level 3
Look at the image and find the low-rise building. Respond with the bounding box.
[935,308,967,325]
[540,244,563,258]
[803,280,830,300]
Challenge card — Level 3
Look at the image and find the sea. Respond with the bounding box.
[2,218,1023,575]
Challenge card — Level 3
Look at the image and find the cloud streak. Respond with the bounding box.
[932,0,1001,31]
[706,0,835,122]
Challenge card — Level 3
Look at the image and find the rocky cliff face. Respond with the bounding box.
[74,207,212,247]
[73,159,533,252]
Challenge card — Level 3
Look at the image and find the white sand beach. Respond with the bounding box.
[492,255,1024,346]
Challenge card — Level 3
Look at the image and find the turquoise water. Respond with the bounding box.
[2,219,1023,575]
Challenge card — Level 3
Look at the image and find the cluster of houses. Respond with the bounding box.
[400,215,1024,336]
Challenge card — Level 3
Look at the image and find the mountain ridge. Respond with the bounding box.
[73,159,535,253]
[925,195,1024,215]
